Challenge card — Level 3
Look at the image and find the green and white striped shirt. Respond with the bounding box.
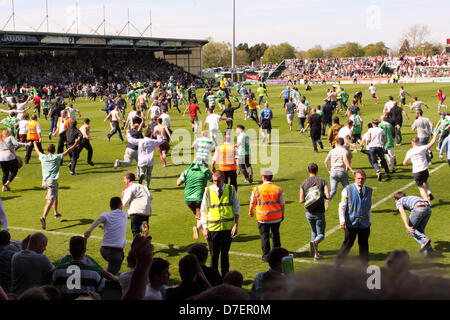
[193,137,215,162]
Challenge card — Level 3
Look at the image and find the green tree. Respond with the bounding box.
[363,41,389,56]
[329,42,364,58]
[237,43,249,52]
[304,45,325,58]
[262,42,296,64]
[235,49,249,65]
[399,39,410,55]
[248,43,269,63]
[202,38,232,68]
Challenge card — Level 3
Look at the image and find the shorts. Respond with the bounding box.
[190,115,198,124]
[371,93,376,99]
[218,98,225,104]
[186,201,202,219]
[159,141,170,152]
[401,98,406,105]
[413,169,429,186]
[286,114,294,122]
[42,179,58,202]
[351,133,361,143]
[261,120,272,133]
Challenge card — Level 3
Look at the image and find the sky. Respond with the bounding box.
[0,0,448,51]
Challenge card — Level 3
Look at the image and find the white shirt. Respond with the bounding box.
[338,184,372,225]
[297,103,309,118]
[18,120,29,135]
[404,145,429,173]
[149,105,161,119]
[66,107,79,120]
[369,85,376,94]
[384,101,395,113]
[144,285,168,300]
[127,111,137,123]
[200,184,240,229]
[122,182,152,216]
[126,133,164,167]
[160,113,171,128]
[100,209,128,248]
[205,114,222,131]
[367,127,385,148]
[16,102,28,120]
[338,126,352,144]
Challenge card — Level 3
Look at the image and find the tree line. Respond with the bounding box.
[202,24,444,68]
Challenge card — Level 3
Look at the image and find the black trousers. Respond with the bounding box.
[258,222,281,259]
[223,170,238,191]
[79,138,93,163]
[207,230,233,277]
[68,145,81,173]
[25,141,44,164]
[57,134,66,165]
[0,158,19,185]
[130,214,149,239]
[369,147,389,174]
[336,226,370,266]
[311,132,323,152]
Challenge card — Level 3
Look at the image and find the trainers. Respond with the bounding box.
[309,241,315,257]
[114,159,120,169]
[386,174,392,181]
[428,193,434,201]
[193,226,199,242]
[88,161,95,166]
[377,171,382,182]
[54,213,62,218]
[40,217,46,229]
[420,239,431,252]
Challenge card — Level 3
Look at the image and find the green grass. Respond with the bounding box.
[2,82,450,290]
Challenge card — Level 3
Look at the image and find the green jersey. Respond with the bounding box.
[188,86,196,94]
[257,87,266,97]
[340,91,349,103]
[193,137,215,162]
[207,94,217,106]
[237,132,250,156]
[350,114,362,134]
[379,121,395,149]
[178,161,213,202]
[438,119,450,133]
[2,116,19,134]
[128,90,136,101]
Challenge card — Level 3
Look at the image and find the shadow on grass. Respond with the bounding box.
[232,234,260,243]
[372,208,395,214]
[15,186,70,192]
[433,241,450,253]
[152,174,182,179]
[292,249,340,259]
[48,218,95,231]
[1,195,21,201]
[76,169,117,175]
[430,199,450,209]
[153,244,192,257]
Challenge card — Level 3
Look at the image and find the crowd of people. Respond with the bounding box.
[0,65,449,301]
[279,55,449,82]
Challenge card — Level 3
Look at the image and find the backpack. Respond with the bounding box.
[304,179,323,209]
[442,94,446,101]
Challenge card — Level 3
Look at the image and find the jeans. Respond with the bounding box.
[418,136,432,162]
[395,125,402,145]
[408,206,431,247]
[138,164,153,188]
[49,117,58,135]
[329,170,349,200]
[107,121,124,141]
[369,147,390,174]
[305,212,326,242]
[100,247,124,275]
[298,117,306,130]
[238,155,253,181]
[118,148,138,167]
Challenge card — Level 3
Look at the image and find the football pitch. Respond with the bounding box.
[2,82,450,290]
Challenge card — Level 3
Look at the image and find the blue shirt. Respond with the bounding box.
[396,196,429,211]
[239,87,247,97]
[440,136,450,160]
[283,89,290,99]
[260,108,273,120]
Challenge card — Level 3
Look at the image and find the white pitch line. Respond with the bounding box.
[7,226,316,264]
[295,162,447,253]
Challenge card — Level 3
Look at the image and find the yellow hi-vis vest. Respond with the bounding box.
[205,184,235,231]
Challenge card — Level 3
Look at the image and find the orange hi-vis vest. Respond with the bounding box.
[55,117,72,135]
[217,144,236,171]
[26,120,40,141]
[253,183,283,222]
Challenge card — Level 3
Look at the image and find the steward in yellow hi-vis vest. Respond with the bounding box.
[249,170,285,262]
[200,170,239,276]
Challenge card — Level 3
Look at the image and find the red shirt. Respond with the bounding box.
[33,96,41,106]
[188,104,199,117]
[438,92,444,101]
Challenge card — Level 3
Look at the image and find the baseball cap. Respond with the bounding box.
[440,112,446,115]
[262,170,273,176]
